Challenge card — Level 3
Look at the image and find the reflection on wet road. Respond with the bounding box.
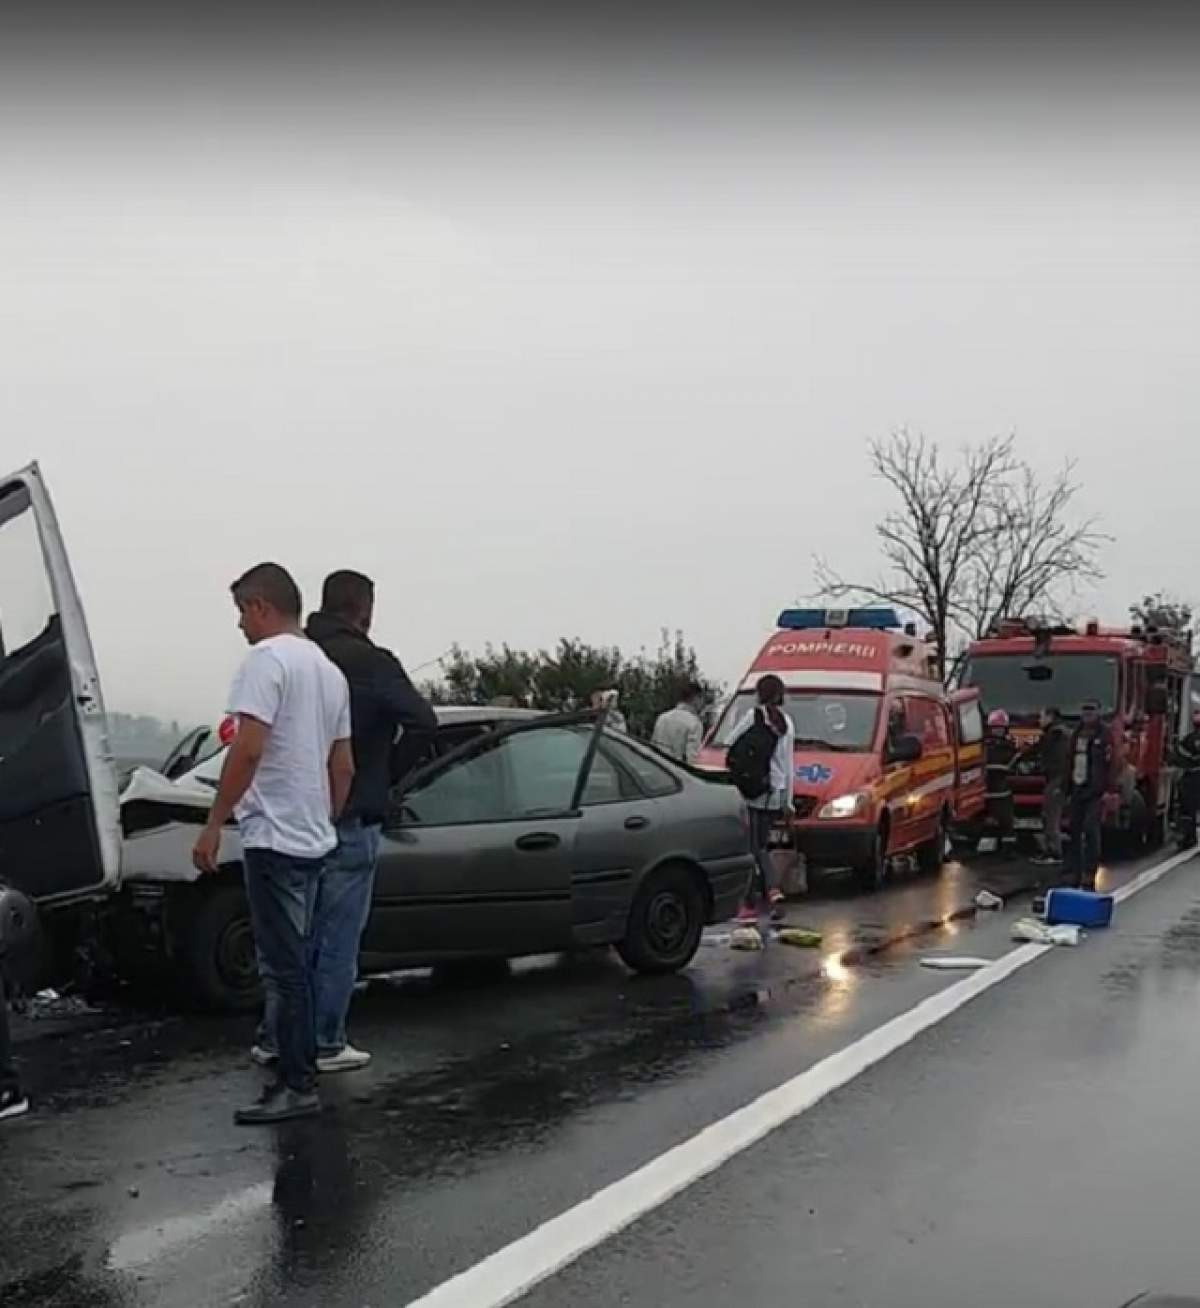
[0,848,1187,1307]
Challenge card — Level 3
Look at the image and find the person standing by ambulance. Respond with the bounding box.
[652,681,705,763]
[726,674,796,924]
[1065,699,1113,890]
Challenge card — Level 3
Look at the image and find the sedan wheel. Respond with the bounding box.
[616,864,706,975]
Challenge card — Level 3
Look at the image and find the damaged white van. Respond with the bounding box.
[0,464,239,1003]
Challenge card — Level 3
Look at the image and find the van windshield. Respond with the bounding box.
[962,654,1119,721]
[710,691,881,752]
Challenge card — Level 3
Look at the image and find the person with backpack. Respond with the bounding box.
[725,674,796,925]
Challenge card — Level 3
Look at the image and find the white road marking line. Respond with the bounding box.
[404,848,1197,1308]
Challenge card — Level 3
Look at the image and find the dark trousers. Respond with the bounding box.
[244,848,323,1094]
[1067,792,1103,887]
[1042,781,1066,859]
[747,806,776,904]
[0,969,20,1095]
[1180,776,1200,848]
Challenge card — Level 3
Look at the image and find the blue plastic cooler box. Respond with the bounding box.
[1044,888,1113,928]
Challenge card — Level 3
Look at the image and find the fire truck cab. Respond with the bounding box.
[698,608,986,890]
[961,618,1195,844]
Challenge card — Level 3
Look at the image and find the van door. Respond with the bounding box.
[951,688,986,823]
[0,464,121,904]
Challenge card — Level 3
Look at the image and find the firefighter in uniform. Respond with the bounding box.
[983,709,1018,853]
[1172,710,1200,851]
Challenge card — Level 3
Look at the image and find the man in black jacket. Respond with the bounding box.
[1033,706,1071,866]
[1172,711,1200,850]
[1065,700,1114,891]
[304,570,436,1072]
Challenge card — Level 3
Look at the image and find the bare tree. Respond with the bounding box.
[1130,591,1193,633]
[815,430,1106,679]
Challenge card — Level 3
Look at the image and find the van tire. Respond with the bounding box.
[178,881,262,1012]
[617,864,706,974]
[855,827,888,893]
[917,813,948,875]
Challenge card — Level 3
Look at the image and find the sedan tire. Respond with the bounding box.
[616,864,706,975]
[178,881,262,1012]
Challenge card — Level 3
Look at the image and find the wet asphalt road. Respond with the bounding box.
[1,848,1194,1307]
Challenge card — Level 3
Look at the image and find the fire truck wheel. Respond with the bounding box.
[1141,790,1168,850]
[917,813,948,875]
[855,826,888,893]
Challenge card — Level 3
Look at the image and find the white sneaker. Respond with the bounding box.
[317,1044,372,1074]
[250,1044,278,1067]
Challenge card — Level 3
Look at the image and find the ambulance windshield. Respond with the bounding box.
[711,691,880,752]
[963,654,1119,720]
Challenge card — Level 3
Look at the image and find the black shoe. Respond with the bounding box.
[234,1085,320,1126]
[0,1087,30,1122]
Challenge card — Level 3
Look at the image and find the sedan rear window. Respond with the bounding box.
[600,737,680,797]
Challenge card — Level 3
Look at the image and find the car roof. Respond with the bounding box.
[433,706,544,725]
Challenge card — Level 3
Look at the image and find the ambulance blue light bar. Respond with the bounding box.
[777,607,902,631]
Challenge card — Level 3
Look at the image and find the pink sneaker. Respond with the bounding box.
[735,904,759,925]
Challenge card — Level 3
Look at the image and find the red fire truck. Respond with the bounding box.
[960,618,1195,845]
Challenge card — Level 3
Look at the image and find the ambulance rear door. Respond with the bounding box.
[951,688,986,822]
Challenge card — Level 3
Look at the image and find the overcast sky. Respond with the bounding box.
[2,5,1198,723]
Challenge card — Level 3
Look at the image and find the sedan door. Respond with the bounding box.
[365,722,588,962]
[0,464,121,905]
[569,735,683,945]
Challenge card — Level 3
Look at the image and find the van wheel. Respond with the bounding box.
[616,864,705,975]
[917,813,948,875]
[855,827,888,893]
[178,882,262,1012]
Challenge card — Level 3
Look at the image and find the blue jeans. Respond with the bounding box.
[312,818,381,1056]
[244,848,323,1094]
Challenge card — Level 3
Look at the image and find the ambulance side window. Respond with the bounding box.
[904,697,950,749]
[957,700,984,746]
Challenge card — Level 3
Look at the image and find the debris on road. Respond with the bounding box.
[919,956,990,970]
[974,890,1004,911]
[702,933,733,948]
[777,928,823,949]
[730,927,764,951]
[1043,887,1114,928]
[1012,917,1082,946]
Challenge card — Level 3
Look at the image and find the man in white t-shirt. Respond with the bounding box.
[192,562,354,1125]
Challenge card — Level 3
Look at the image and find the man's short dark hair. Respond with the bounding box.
[321,570,375,621]
[1044,706,1061,720]
[230,562,302,618]
[680,680,704,704]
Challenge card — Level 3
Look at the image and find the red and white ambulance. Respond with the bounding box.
[698,608,986,889]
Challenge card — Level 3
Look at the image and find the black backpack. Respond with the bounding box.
[726,710,780,800]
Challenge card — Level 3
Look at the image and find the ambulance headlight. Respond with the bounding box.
[817,791,868,820]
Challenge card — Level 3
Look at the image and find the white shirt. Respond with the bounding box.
[652,704,704,763]
[227,633,351,859]
[727,707,796,809]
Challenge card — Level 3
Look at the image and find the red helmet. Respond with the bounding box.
[987,709,1010,730]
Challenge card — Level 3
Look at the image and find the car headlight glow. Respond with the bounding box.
[817,790,868,820]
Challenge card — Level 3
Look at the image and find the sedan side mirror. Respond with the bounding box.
[887,733,923,765]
